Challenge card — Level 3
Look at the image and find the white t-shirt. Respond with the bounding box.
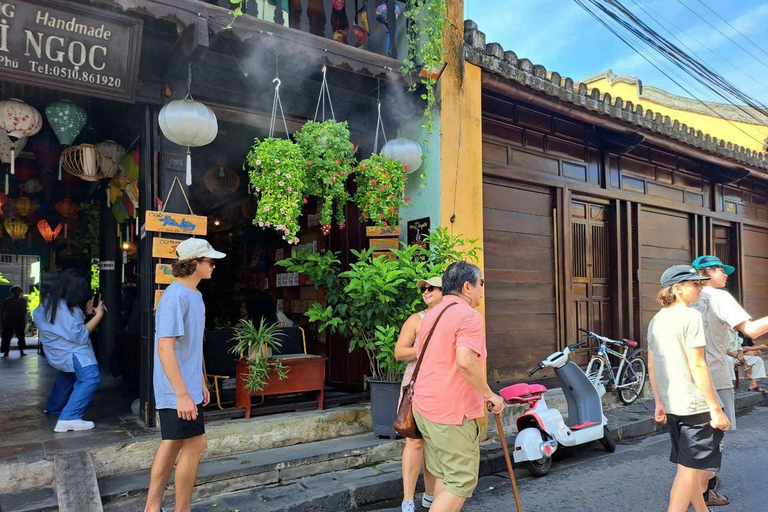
[647,306,711,416]
[690,287,751,390]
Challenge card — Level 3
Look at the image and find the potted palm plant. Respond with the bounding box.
[230,318,289,393]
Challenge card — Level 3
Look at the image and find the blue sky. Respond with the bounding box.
[464,0,768,105]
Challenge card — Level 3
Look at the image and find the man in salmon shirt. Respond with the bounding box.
[412,261,505,512]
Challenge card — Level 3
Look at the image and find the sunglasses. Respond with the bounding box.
[198,258,216,267]
[419,285,441,293]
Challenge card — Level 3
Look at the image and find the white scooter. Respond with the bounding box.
[500,340,616,477]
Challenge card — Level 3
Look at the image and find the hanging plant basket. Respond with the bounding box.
[354,154,410,227]
[246,138,307,244]
[295,120,356,235]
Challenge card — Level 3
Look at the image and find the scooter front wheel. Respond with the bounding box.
[526,455,552,477]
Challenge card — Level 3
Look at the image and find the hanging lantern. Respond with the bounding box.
[0,99,43,176]
[54,198,78,238]
[125,180,139,208]
[375,1,402,23]
[37,219,62,244]
[4,218,28,241]
[12,197,37,217]
[13,159,40,182]
[204,156,240,194]
[0,133,27,193]
[20,178,43,195]
[0,193,9,215]
[158,99,218,186]
[45,100,87,146]
[29,129,63,172]
[60,144,116,181]
[380,138,423,174]
[108,173,129,204]
[341,25,368,47]
[120,150,140,182]
[97,140,125,178]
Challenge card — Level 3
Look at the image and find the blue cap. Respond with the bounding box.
[692,255,735,276]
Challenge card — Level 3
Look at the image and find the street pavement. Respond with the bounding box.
[367,404,768,512]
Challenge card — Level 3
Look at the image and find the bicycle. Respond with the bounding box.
[579,328,647,405]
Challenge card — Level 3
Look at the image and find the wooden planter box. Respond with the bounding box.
[235,355,326,419]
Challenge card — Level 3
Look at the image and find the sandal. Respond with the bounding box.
[705,490,729,507]
[708,474,721,493]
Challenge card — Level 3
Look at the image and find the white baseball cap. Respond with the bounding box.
[175,238,226,261]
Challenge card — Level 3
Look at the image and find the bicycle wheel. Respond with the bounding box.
[618,357,646,405]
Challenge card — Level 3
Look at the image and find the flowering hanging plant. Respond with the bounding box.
[246,138,307,244]
[295,120,356,235]
[354,154,410,227]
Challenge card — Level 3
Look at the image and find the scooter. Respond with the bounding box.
[500,340,616,477]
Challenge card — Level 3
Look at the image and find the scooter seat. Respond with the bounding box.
[500,383,531,402]
[529,384,547,394]
[570,421,601,430]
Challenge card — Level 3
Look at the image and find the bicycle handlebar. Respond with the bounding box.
[578,328,629,347]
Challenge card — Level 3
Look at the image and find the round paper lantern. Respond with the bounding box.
[45,100,87,146]
[0,99,43,176]
[380,138,423,174]
[54,198,78,238]
[97,140,125,178]
[4,218,28,241]
[12,197,37,217]
[120,151,140,182]
[37,219,62,244]
[204,157,240,194]
[20,178,43,195]
[61,144,116,181]
[29,129,63,173]
[158,99,218,186]
[0,132,27,166]
[375,1,402,23]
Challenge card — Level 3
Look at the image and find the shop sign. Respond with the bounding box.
[369,237,399,250]
[153,289,164,310]
[99,260,115,270]
[152,238,180,259]
[407,217,430,263]
[366,225,402,237]
[155,263,176,285]
[0,0,143,102]
[145,211,207,236]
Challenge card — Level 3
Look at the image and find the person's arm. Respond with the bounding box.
[456,347,503,413]
[686,346,730,430]
[647,350,666,424]
[394,314,420,362]
[736,317,768,340]
[157,336,198,420]
[85,301,104,333]
[202,370,210,407]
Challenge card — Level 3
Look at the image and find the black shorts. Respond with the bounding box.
[158,405,205,440]
[668,412,724,471]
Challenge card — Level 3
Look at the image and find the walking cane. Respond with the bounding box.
[488,403,524,512]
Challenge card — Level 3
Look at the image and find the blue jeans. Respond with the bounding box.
[45,356,101,420]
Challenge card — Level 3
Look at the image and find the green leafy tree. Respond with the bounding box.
[278,228,479,381]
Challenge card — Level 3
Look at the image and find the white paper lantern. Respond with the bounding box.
[380,138,423,174]
[158,99,218,186]
[0,99,42,176]
[97,140,126,178]
[0,133,27,193]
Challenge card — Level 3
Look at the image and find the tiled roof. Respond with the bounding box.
[463,20,768,172]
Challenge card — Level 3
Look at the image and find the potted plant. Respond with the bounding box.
[279,228,479,437]
[246,138,306,244]
[230,318,289,392]
[294,120,356,235]
[354,154,410,228]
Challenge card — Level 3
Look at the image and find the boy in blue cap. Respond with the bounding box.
[691,255,768,507]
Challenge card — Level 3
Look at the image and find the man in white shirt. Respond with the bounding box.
[691,255,768,507]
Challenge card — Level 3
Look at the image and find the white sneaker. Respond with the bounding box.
[422,494,434,509]
[401,500,415,512]
[54,419,95,432]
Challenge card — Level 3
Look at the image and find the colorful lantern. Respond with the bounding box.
[20,178,43,195]
[341,25,368,47]
[97,140,125,178]
[37,219,62,244]
[61,144,116,182]
[380,138,423,174]
[108,173,129,204]
[120,150,140,182]
[12,197,37,217]
[0,99,43,176]
[4,218,28,241]
[204,157,240,194]
[375,1,402,23]
[45,100,87,146]
[0,133,28,192]
[158,99,218,186]
[54,198,78,237]
[29,129,63,172]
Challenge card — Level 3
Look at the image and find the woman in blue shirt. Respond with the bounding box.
[33,269,104,433]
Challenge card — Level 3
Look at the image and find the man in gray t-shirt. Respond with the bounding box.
[144,238,225,512]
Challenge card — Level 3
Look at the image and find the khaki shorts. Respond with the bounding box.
[716,388,736,431]
[413,410,481,498]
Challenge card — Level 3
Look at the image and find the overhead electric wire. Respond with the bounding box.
[572,0,768,148]
[693,0,768,62]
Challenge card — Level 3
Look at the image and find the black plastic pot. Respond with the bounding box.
[367,377,401,439]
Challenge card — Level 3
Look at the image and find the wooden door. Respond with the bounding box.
[483,180,558,385]
[570,200,614,348]
[713,225,738,298]
[743,227,768,323]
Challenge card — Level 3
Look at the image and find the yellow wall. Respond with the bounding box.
[441,0,484,313]
[588,77,768,153]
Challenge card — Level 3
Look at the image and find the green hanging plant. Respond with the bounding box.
[354,154,410,227]
[25,287,39,315]
[294,120,357,235]
[400,0,448,135]
[246,138,307,244]
[90,260,99,292]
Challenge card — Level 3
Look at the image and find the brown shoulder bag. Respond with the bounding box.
[393,302,458,438]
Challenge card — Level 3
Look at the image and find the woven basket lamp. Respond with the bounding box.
[61,144,117,182]
[204,157,240,194]
[4,218,28,241]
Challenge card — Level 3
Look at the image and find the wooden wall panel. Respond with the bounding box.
[639,208,693,342]
[743,227,768,327]
[483,181,557,385]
